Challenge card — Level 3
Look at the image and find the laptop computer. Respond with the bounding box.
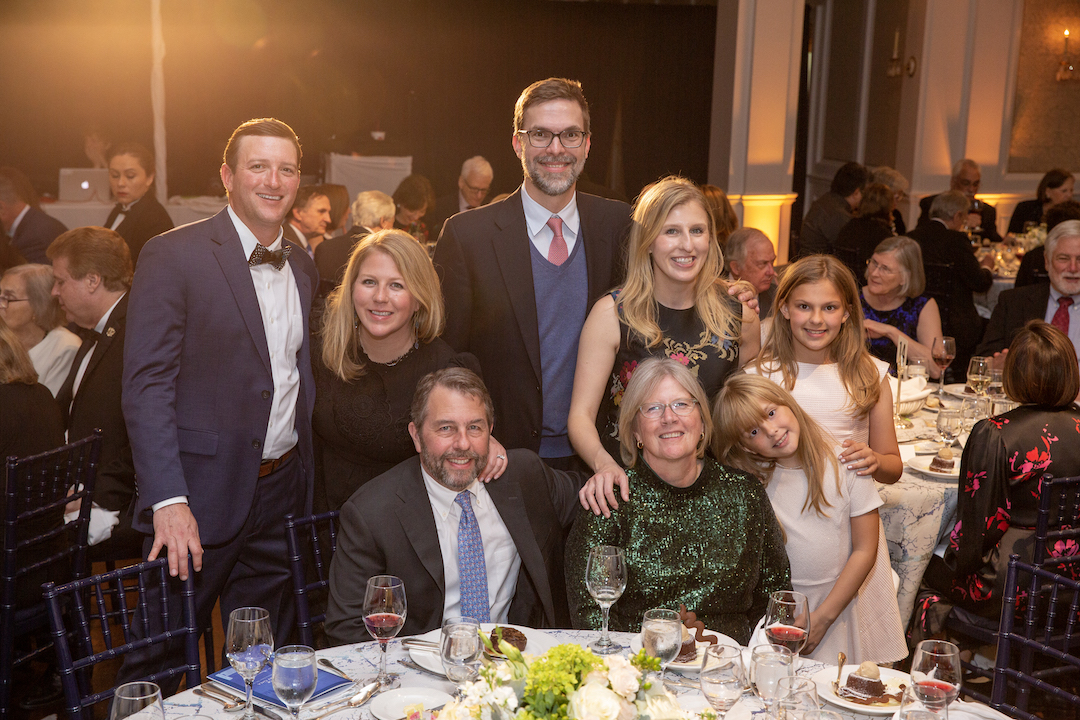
[58,168,112,202]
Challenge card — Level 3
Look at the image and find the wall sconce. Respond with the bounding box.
[1058,29,1078,81]
[886,29,903,78]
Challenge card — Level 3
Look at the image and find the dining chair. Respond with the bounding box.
[0,431,100,720]
[831,245,863,285]
[42,556,201,720]
[284,510,340,647]
[991,555,1080,719]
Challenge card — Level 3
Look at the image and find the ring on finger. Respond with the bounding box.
[496,454,506,460]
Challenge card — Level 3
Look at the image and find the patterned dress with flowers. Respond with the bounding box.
[914,404,1080,640]
[597,291,740,461]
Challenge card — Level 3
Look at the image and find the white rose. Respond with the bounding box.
[636,691,686,720]
[603,656,641,699]
[567,683,625,720]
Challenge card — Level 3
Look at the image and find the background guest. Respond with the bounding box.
[284,185,331,258]
[428,155,494,241]
[566,357,790,643]
[798,161,869,257]
[104,142,174,264]
[1013,200,1080,288]
[726,227,778,318]
[0,167,67,265]
[568,177,758,491]
[314,229,504,512]
[1007,168,1074,235]
[315,190,396,296]
[393,173,436,245]
[834,182,895,280]
[0,264,80,396]
[914,321,1080,644]
[917,158,1002,244]
[871,166,910,235]
[700,183,738,250]
[860,237,943,377]
[319,183,352,239]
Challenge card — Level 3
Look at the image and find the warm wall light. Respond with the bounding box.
[1058,29,1078,81]
[886,29,903,78]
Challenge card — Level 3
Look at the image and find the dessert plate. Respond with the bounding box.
[407,624,556,675]
[810,665,911,715]
[907,456,960,479]
[630,629,739,673]
[370,688,452,720]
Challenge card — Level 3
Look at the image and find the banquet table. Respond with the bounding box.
[42,197,227,230]
[160,630,1008,720]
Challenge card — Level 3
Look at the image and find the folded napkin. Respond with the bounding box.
[891,700,1012,720]
[888,374,930,399]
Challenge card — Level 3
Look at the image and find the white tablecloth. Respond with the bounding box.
[324,154,413,204]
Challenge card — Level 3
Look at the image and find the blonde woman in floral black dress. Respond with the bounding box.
[568,177,758,495]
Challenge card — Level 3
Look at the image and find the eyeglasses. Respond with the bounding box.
[461,179,490,196]
[867,258,899,277]
[638,398,698,420]
[516,128,589,149]
[0,296,29,309]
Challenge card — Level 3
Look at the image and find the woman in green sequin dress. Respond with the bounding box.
[565,358,791,644]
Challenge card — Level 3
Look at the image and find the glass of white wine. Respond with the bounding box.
[966,356,992,396]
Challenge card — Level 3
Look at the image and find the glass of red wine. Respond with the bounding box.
[363,575,407,689]
[764,590,810,658]
[931,337,956,396]
[910,639,961,715]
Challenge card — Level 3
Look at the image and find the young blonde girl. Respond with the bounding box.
[749,254,902,484]
[713,373,902,663]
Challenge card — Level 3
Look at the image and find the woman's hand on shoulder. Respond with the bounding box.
[838,440,879,477]
[578,461,631,518]
[477,436,509,482]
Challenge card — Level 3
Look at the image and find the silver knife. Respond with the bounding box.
[207,682,286,720]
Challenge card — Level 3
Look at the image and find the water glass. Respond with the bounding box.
[641,608,681,686]
[749,644,793,719]
[441,616,482,695]
[936,409,961,445]
[586,545,627,654]
[699,645,743,716]
[960,396,991,432]
[226,607,274,720]
[777,675,819,716]
[272,645,317,720]
[801,712,843,720]
[898,683,948,720]
[987,367,1004,398]
[110,682,164,720]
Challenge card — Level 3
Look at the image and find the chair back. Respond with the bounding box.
[43,557,201,720]
[922,260,953,319]
[284,511,339,646]
[831,245,863,286]
[1034,473,1080,568]
[1,431,101,719]
[991,555,1080,719]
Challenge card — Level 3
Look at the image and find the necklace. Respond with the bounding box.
[367,339,420,367]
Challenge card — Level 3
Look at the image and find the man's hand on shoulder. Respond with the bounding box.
[149,504,203,580]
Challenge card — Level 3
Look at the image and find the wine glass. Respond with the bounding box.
[364,575,407,689]
[988,367,1004,398]
[906,357,929,383]
[641,608,681,688]
[110,682,164,720]
[966,356,992,397]
[898,683,948,720]
[764,590,810,658]
[227,607,274,720]
[441,616,482,697]
[910,639,961,715]
[936,409,961,446]
[960,396,991,433]
[586,545,627,654]
[272,645,317,720]
[777,676,819,717]
[931,337,956,394]
[749,644,793,719]
[699,644,743,717]
[802,712,843,720]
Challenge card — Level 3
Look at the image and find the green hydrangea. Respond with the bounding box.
[520,645,603,720]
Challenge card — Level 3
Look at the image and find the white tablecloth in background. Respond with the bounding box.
[325,154,412,203]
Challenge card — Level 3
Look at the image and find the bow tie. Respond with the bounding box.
[249,244,291,270]
[75,326,101,344]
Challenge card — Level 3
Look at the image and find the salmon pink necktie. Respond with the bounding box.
[546,216,568,266]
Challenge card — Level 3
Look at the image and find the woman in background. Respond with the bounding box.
[701,184,738,250]
[104,142,173,263]
[1008,168,1074,234]
[834,182,895,281]
[0,264,79,396]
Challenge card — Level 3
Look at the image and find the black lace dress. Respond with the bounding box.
[312,339,479,511]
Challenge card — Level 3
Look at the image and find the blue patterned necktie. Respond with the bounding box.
[455,491,490,622]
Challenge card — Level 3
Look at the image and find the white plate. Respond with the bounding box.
[629,629,740,674]
[811,665,910,716]
[370,688,453,720]
[907,455,960,479]
[407,624,557,676]
[942,383,974,399]
[913,441,943,455]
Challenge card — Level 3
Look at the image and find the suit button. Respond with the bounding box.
[262,390,271,399]
[252,439,261,449]
[531,430,538,437]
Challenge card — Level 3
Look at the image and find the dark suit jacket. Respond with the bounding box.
[975,283,1051,357]
[1007,199,1044,235]
[11,206,68,264]
[123,209,318,543]
[432,189,632,453]
[56,294,135,513]
[313,225,370,296]
[917,193,1002,243]
[0,234,26,272]
[324,450,582,644]
[104,194,174,266]
[1014,246,1049,288]
[427,193,464,244]
[907,220,993,361]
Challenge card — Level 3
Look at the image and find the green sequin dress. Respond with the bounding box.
[565,458,791,645]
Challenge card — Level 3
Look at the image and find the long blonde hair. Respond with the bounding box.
[0,318,38,385]
[713,373,839,516]
[620,177,741,347]
[754,255,880,415]
[321,229,444,381]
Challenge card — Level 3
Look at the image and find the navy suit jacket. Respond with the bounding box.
[975,283,1052,357]
[12,206,68,264]
[123,208,318,544]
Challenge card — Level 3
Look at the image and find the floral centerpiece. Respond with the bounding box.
[437,636,706,720]
[1018,223,1047,252]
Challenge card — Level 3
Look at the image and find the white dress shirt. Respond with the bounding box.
[520,185,580,259]
[7,204,30,238]
[422,467,521,623]
[1045,286,1080,359]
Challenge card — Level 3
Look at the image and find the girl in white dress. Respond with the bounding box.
[714,373,880,662]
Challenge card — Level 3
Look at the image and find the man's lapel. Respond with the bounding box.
[395,459,446,593]
[78,294,127,391]
[487,474,554,622]
[491,190,542,383]
[210,210,272,377]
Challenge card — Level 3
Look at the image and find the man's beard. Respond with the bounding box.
[420,445,487,491]
[522,152,584,197]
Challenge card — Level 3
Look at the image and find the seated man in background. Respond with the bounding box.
[314,190,395,295]
[428,155,494,241]
[797,161,868,257]
[0,167,68,265]
[1013,200,1080,288]
[325,368,582,643]
[726,227,777,317]
[917,158,1002,244]
[284,185,331,258]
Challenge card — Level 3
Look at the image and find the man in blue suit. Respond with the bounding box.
[118,118,317,687]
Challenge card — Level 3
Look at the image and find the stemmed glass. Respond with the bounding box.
[641,608,681,688]
[749,644,793,720]
[586,545,627,654]
[764,590,810,659]
[110,682,165,720]
[777,676,819,717]
[966,356,992,397]
[272,645,318,720]
[931,337,956,394]
[226,607,275,720]
[441,616,483,697]
[936,409,961,447]
[898,683,948,720]
[364,575,407,689]
[910,639,961,716]
[699,645,744,717]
